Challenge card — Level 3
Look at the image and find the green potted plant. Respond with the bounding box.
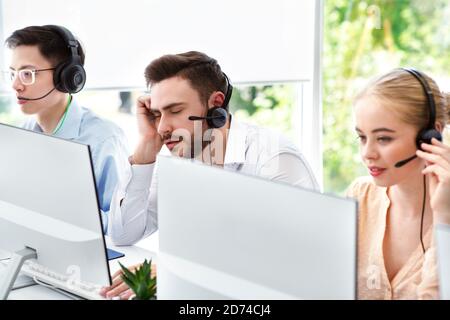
[118,259,157,300]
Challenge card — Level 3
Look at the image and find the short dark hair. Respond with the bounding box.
[5,25,85,67]
[144,51,228,107]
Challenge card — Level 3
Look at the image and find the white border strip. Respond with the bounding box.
[158,252,299,300]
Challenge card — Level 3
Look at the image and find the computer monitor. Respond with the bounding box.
[0,123,111,298]
[436,223,450,300]
[157,156,358,300]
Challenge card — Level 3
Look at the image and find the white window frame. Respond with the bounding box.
[0,0,5,92]
[300,0,323,190]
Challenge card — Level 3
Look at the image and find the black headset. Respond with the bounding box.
[188,72,233,128]
[402,68,442,148]
[46,25,86,94]
[398,68,443,254]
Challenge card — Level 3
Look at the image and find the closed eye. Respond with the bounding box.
[377,136,393,143]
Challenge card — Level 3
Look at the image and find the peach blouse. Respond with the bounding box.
[347,176,439,299]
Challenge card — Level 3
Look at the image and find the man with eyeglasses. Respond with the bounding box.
[2,25,130,233]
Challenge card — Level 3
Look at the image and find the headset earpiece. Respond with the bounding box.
[206,73,233,128]
[416,128,442,149]
[54,56,86,93]
[205,106,228,129]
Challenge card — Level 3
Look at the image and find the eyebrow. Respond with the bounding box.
[355,127,396,134]
[150,102,185,113]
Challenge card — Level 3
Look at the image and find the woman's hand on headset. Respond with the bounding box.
[417,138,450,225]
[132,94,163,165]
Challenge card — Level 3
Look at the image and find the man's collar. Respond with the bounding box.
[223,115,247,165]
[32,98,83,139]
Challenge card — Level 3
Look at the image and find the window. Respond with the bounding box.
[323,0,450,194]
[0,0,323,186]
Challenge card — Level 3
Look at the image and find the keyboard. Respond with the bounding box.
[20,260,107,300]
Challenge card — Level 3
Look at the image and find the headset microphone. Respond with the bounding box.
[188,114,226,121]
[17,87,57,101]
[394,154,417,168]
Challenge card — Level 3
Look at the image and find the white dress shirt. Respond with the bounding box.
[109,118,319,245]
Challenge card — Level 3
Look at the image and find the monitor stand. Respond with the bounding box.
[0,247,37,300]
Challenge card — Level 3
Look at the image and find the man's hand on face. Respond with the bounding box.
[131,95,164,164]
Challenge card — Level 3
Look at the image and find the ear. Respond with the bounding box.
[208,91,225,109]
[435,122,443,133]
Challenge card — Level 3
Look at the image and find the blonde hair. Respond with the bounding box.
[355,68,450,131]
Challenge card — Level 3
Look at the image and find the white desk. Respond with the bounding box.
[5,236,157,300]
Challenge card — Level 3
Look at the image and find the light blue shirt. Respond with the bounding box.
[23,98,130,233]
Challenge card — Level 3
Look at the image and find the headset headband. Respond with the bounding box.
[46,25,80,59]
[402,67,436,129]
[221,72,233,109]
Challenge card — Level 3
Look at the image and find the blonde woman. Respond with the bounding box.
[348,68,450,299]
